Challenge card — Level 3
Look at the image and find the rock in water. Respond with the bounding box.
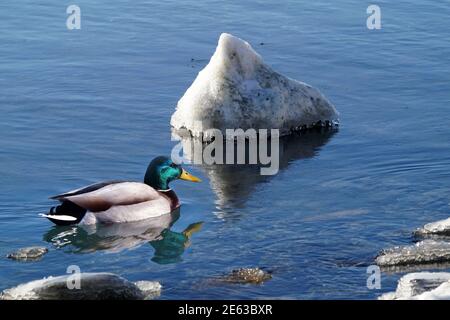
[218,268,272,284]
[376,240,450,267]
[379,272,450,300]
[134,281,162,300]
[415,217,450,237]
[0,273,161,300]
[6,247,48,261]
[171,33,338,138]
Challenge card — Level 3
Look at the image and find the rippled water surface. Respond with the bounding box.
[1,1,449,299]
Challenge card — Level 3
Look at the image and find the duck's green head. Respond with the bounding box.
[144,156,201,191]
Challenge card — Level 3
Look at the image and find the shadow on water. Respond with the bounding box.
[173,128,338,210]
[380,262,450,275]
[43,209,203,264]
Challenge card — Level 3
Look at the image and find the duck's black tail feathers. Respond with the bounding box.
[41,201,87,226]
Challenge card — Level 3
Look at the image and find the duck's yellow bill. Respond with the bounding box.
[179,169,202,182]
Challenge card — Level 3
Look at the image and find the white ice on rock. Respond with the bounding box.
[415,217,450,236]
[134,281,162,300]
[376,240,450,267]
[171,33,339,138]
[379,272,450,300]
[0,273,161,300]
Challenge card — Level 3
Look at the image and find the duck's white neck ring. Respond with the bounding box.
[158,188,172,192]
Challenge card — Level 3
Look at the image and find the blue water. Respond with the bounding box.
[1,0,449,299]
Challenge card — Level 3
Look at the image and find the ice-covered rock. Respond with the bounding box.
[171,33,338,138]
[134,281,162,300]
[376,240,450,267]
[379,272,450,300]
[6,247,48,261]
[415,217,450,237]
[0,273,161,300]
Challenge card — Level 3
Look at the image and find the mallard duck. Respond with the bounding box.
[41,156,201,226]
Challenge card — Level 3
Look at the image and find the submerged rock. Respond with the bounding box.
[379,272,450,300]
[134,281,162,300]
[214,268,272,284]
[0,273,161,300]
[171,33,338,139]
[376,240,450,267]
[415,217,450,237]
[6,247,48,261]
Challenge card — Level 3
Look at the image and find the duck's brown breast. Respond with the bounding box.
[158,190,180,211]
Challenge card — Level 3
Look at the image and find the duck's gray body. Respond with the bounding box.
[43,181,179,225]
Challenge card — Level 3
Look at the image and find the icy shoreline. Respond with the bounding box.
[377,216,450,299]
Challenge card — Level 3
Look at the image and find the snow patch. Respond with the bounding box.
[379,272,450,300]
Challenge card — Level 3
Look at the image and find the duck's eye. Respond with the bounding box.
[170,163,178,168]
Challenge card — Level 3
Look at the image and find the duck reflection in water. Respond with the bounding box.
[150,221,202,264]
[43,209,203,264]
